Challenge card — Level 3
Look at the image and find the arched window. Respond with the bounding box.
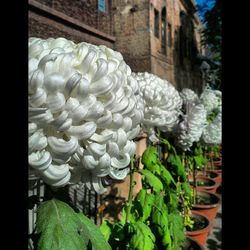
[161,7,166,53]
[154,9,159,38]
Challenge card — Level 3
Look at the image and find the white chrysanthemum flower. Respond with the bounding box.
[176,104,208,151]
[200,87,222,114]
[29,37,144,193]
[180,88,199,107]
[202,111,222,145]
[133,72,182,140]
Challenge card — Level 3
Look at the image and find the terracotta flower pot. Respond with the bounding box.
[196,170,221,185]
[181,237,205,250]
[189,176,219,193]
[185,210,212,246]
[192,191,221,221]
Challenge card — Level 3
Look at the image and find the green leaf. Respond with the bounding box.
[135,189,155,222]
[194,155,205,167]
[167,154,186,181]
[168,212,186,250]
[77,213,112,250]
[120,205,137,225]
[36,199,111,250]
[99,220,113,242]
[140,169,163,192]
[36,199,87,250]
[141,146,161,174]
[181,182,192,201]
[151,194,172,248]
[159,165,176,187]
[129,221,156,250]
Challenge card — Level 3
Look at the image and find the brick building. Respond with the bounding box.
[28,0,205,222]
[29,0,204,93]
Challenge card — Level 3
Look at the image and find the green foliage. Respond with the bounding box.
[167,154,186,181]
[128,221,156,250]
[168,212,186,250]
[36,199,111,250]
[78,213,111,250]
[141,146,161,174]
[151,194,172,248]
[99,220,113,242]
[193,145,207,168]
[181,182,193,202]
[140,169,163,192]
[120,205,138,225]
[135,189,155,222]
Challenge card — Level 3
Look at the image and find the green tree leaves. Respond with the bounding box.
[128,221,156,250]
[140,169,163,192]
[135,189,155,222]
[36,199,111,250]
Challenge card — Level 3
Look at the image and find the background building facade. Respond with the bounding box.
[29,0,205,93]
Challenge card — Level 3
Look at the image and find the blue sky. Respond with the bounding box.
[195,0,215,8]
[195,0,216,21]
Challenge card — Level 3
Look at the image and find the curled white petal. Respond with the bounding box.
[109,167,130,180]
[29,150,52,171]
[86,143,106,158]
[29,88,47,107]
[111,153,130,169]
[66,121,96,140]
[48,136,78,163]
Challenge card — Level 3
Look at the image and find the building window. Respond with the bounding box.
[161,7,166,53]
[154,9,159,38]
[168,23,172,47]
[98,0,106,13]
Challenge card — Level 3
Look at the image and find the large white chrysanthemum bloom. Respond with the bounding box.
[180,88,199,107]
[28,37,144,193]
[132,72,182,140]
[200,86,222,114]
[176,104,208,151]
[202,111,222,145]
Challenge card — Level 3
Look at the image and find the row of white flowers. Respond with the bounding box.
[29,38,221,193]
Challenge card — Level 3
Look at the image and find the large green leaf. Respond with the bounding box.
[36,199,111,250]
[36,199,87,250]
[140,169,163,192]
[151,194,172,248]
[78,213,112,250]
[129,221,156,250]
[135,189,155,222]
[141,146,161,174]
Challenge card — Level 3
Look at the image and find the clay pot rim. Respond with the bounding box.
[189,176,219,190]
[192,190,221,209]
[186,210,212,236]
[197,170,219,179]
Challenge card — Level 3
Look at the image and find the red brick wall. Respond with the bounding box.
[29,0,115,48]
[112,0,151,72]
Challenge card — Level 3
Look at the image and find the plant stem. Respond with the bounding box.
[191,160,197,204]
[125,157,135,224]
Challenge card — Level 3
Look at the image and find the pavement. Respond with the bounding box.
[204,195,222,250]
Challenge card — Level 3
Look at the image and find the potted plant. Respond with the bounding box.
[185,210,212,246]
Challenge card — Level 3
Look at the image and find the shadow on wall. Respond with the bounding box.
[173,11,203,94]
[101,186,126,222]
